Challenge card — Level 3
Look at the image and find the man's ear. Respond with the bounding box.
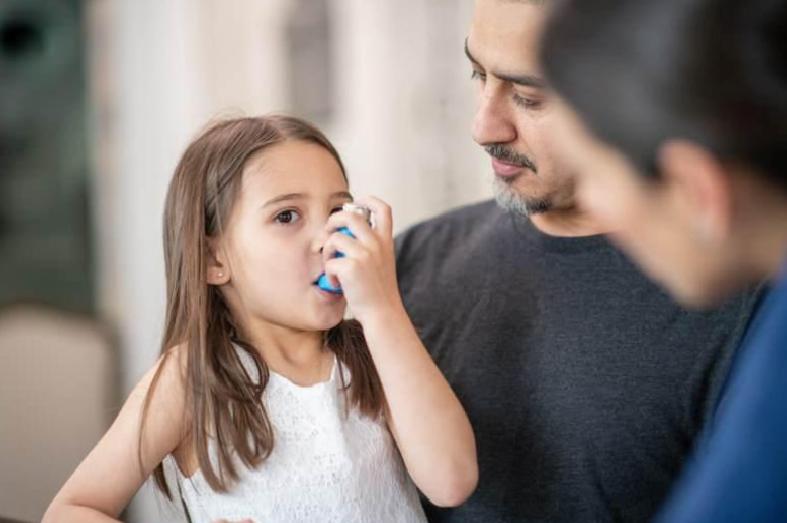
[657,139,734,243]
[206,236,230,286]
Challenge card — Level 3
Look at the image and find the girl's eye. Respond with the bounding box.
[330,206,344,215]
[274,209,301,224]
[470,69,486,82]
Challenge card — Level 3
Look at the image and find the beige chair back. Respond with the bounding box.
[0,306,116,523]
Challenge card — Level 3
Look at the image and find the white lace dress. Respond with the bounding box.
[164,351,426,523]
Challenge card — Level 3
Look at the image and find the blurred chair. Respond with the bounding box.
[0,305,116,523]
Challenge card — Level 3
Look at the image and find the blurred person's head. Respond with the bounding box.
[467,0,580,220]
[541,0,787,306]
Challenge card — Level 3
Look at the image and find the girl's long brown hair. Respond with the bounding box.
[140,115,384,497]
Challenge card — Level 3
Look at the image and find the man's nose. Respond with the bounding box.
[473,88,517,146]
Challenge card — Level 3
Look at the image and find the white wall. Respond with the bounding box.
[330,0,490,227]
[89,1,490,520]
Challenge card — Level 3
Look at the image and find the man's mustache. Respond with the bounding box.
[485,144,538,174]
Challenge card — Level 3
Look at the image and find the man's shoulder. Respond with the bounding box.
[395,199,500,253]
[394,200,503,283]
[403,199,499,232]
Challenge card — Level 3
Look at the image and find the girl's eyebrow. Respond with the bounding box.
[262,191,353,209]
[332,191,354,201]
[262,193,305,208]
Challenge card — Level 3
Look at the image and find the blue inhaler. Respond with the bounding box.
[316,203,372,294]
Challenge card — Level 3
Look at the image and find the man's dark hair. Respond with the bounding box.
[541,0,787,190]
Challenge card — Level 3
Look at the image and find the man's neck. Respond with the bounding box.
[528,206,611,237]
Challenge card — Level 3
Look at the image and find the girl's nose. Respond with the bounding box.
[311,229,327,255]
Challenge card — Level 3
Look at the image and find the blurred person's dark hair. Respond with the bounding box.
[540,0,787,190]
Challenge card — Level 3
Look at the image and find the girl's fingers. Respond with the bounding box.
[324,257,355,284]
[322,230,366,263]
[321,233,366,289]
[355,196,393,238]
[324,210,375,245]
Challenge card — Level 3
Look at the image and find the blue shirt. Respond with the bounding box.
[657,261,787,522]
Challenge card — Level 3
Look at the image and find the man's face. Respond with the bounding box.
[468,0,576,215]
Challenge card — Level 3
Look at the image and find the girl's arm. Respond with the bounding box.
[322,198,478,507]
[362,307,479,507]
[43,348,188,522]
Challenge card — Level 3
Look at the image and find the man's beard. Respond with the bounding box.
[485,143,552,216]
[493,176,553,217]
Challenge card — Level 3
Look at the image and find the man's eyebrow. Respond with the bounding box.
[497,72,547,89]
[464,37,547,89]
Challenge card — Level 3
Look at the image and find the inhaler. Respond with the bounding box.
[316,202,373,294]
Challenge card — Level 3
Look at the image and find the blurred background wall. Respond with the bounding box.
[0,1,490,521]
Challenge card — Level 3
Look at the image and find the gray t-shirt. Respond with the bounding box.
[395,200,761,523]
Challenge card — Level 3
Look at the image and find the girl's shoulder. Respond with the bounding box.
[127,344,192,460]
[131,344,189,410]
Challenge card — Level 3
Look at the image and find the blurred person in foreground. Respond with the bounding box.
[541,0,787,520]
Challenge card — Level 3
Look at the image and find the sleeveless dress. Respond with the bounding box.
[164,349,426,523]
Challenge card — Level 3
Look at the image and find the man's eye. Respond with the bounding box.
[274,209,301,224]
[470,69,486,82]
[330,206,344,215]
[513,92,542,110]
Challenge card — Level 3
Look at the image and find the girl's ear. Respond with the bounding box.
[206,237,231,286]
[657,139,734,244]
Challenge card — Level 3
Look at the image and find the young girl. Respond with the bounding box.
[44,115,477,522]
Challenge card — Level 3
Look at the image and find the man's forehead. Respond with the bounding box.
[468,0,547,72]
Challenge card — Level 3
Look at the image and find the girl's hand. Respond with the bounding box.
[321,196,403,323]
